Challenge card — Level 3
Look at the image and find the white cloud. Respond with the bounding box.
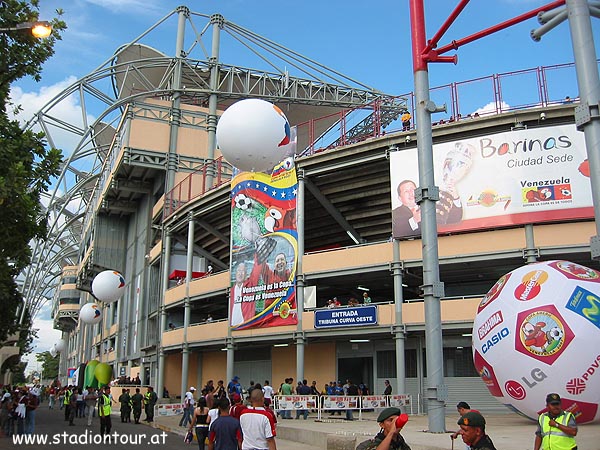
[472,100,511,116]
[9,77,97,154]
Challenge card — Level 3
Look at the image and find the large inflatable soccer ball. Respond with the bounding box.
[54,339,66,352]
[472,260,600,423]
[92,270,125,303]
[216,99,292,173]
[80,302,103,324]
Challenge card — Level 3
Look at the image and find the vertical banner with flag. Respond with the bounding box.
[229,157,298,331]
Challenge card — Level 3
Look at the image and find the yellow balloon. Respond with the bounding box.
[94,362,112,387]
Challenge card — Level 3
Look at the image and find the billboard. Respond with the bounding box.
[390,124,592,238]
[229,158,298,331]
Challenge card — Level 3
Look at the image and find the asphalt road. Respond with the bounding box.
[3,405,185,449]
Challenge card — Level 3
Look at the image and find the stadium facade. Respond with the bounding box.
[25,8,597,414]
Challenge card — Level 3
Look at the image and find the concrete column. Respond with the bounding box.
[181,213,194,398]
[156,230,172,397]
[392,239,406,396]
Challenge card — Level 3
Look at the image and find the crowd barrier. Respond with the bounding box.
[273,394,413,420]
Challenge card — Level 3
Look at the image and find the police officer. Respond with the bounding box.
[98,386,113,436]
[534,393,578,450]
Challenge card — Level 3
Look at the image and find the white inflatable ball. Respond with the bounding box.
[49,346,57,358]
[80,302,103,324]
[216,99,292,173]
[92,270,125,303]
[473,260,600,423]
[54,339,66,352]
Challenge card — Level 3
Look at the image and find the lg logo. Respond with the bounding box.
[505,368,548,400]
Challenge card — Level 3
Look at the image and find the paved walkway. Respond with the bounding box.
[152,410,599,450]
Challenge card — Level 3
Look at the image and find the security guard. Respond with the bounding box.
[98,385,113,436]
[144,386,158,422]
[63,387,72,422]
[534,393,578,450]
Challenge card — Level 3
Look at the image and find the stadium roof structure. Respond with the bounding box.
[18,6,406,320]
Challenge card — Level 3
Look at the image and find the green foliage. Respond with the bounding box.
[36,350,59,380]
[0,1,65,343]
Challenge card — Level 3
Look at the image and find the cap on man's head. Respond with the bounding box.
[546,393,561,404]
[232,393,241,403]
[458,411,485,428]
[189,387,196,391]
[232,376,239,381]
[377,407,402,423]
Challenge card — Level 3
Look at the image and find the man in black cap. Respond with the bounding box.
[356,407,411,450]
[457,411,496,450]
[534,393,577,450]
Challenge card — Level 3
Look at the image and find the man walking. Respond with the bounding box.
[208,398,242,450]
[85,387,98,427]
[180,386,196,427]
[534,393,577,450]
[240,389,276,450]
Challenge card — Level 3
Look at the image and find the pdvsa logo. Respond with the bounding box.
[514,270,548,301]
[479,273,511,313]
[515,306,574,364]
[565,354,600,395]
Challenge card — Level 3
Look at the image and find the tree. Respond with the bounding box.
[36,350,59,380]
[0,1,66,342]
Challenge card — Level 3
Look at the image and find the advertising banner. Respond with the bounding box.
[229,158,298,330]
[314,305,377,329]
[276,395,318,410]
[389,394,411,407]
[322,396,359,410]
[390,124,592,238]
[157,403,184,416]
[361,395,387,409]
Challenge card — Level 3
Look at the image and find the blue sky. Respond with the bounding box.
[16,0,599,366]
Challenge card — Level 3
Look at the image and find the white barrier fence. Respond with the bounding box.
[156,403,184,416]
[273,394,412,420]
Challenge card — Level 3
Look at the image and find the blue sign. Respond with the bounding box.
[314,305,377,329]
[566,286,600,329]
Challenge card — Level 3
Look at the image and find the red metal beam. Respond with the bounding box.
[430,0,566,59]
[422,0,471,56]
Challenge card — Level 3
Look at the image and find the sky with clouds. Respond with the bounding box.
[13,0,599,370]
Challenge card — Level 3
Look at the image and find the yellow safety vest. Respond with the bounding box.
[63,390,71,405]
[539,412,577,450]
[100,394,111,417]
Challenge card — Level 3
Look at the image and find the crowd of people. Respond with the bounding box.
[0,383,159,439]
[1,378,579,450]
[326,291,372,308]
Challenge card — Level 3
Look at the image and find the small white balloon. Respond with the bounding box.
[54,339,66,352]
[80,302,103,324]
[92,270,125,303]
[216,99,292,172]
[49,347,57,358]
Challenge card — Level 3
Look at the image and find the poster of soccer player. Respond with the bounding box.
[229,157,298,331]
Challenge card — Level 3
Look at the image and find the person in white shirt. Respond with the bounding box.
[179,387,196,427]
[240,389,277,450]
[262,380,274,407]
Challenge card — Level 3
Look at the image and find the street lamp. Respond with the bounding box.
[0,21,52,38]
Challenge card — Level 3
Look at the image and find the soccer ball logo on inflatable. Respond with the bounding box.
[216,99,292,173]
[472,260,600,423]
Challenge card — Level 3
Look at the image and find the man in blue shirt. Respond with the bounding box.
[208,398,242,450]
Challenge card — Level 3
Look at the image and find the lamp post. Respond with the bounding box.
[0,21,52,38]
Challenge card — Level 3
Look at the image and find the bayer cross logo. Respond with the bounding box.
[566,377,586,395]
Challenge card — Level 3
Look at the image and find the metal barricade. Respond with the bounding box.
[273,395,319,419]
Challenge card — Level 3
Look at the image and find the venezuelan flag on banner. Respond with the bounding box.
[229,157,298,331]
